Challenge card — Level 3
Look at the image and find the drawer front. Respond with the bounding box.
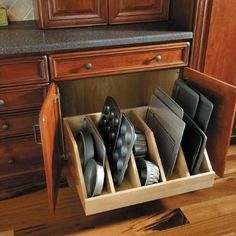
[0,86,48,113]
[50,43,189,81]
[0,170,45,200]
[0,56,49,87]
[0,111,39,138]
[0,136,43,178]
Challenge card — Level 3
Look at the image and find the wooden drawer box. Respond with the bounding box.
[0,111,39,138]
[0,56,49,87]
[49,42,189,81]
[0,136,43,178]
[0,86,48,113]
[63,108,215,215]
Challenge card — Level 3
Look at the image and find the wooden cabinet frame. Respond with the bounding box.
[34,0,108,28]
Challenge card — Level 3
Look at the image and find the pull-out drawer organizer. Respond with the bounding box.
[63,107,214,215]
[40,43,236,215]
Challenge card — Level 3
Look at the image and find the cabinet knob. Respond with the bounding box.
[84,63,93,70]
[0,99,5,107]
[8,158,15,165]
[2,123,10,130]
[155,55,162,62]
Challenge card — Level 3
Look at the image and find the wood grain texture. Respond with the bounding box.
[34,0,108,29]
[0,136,43,178]
[190,0,212,71]
[0,153,235,235]
[169,0,195,30]
[184,68,236,176]
[0,110,39,138]
[50,43,189,81]
[60,108,214,215]
[0,170,45,201]
[39,83,62,213]
[109,0,169,24]
[0,85,48,114]
[58,69,179,117]
[204,0,236,86]
[0,56,49,88]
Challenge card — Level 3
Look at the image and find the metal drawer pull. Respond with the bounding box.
[8,158,15,165]
[84,63,93,70]
[2,123,10,130]
[33,124,41,145]
[155,55,162,62]
[0,99,5,107]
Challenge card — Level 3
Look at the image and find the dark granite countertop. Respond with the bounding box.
[0,21,193,56]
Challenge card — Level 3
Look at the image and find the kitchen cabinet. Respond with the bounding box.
[37,38,235,214]
[203,0,236,144]
[0,56,49,199]
[190,0,236,170]
[0,0,235,217]
[34,0,108,28]
[33,0,169,29]
[109,0,169,24]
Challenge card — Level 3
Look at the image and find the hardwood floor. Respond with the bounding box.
[0,147,236,236]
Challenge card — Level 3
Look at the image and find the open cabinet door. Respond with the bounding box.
[184,68,236,176]
[39,83,62,213]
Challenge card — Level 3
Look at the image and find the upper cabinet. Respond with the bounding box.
[34,0,108,28]
[109,0,169,24]
[33,0,169,29]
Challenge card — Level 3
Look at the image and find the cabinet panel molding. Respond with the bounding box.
[34,0,108,28]
[109,0,169,24]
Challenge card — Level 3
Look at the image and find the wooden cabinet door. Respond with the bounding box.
[204,0,236,86]
[184,68,236,177]
[35,0,108,28]
[39,83,63,213]
[109,0,169,24]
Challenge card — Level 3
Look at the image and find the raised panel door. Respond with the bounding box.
[35,0,108,28]
[109,0,169,24]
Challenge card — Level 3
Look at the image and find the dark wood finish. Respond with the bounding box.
[0,55,49,199]
[50,43,189,81]
[0,85,48,113]
[109,0,169,24]
[0,111,39,138]
[0,56,49,87]
[190,0,212,70]
[204,0,236,86]
[0,136,43,178]
[39,83,62,213]
[0,170,45,200]
[169,0,195,30]
[34,0,108,29]
[204,0,236,145]
[191,0,236,149]
[184,68,236,177]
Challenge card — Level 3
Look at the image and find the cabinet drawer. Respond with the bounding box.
[50,43,189,81]
[0,86,48,113]
[63,108,215,215]
[0,170,45,200]
[0,136,43,178]
[0,56,49,87]
[0,111,39,138]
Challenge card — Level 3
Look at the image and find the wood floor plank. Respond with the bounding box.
[0,155,236,235]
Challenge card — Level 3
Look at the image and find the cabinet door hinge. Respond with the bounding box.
[60,153,68,162]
